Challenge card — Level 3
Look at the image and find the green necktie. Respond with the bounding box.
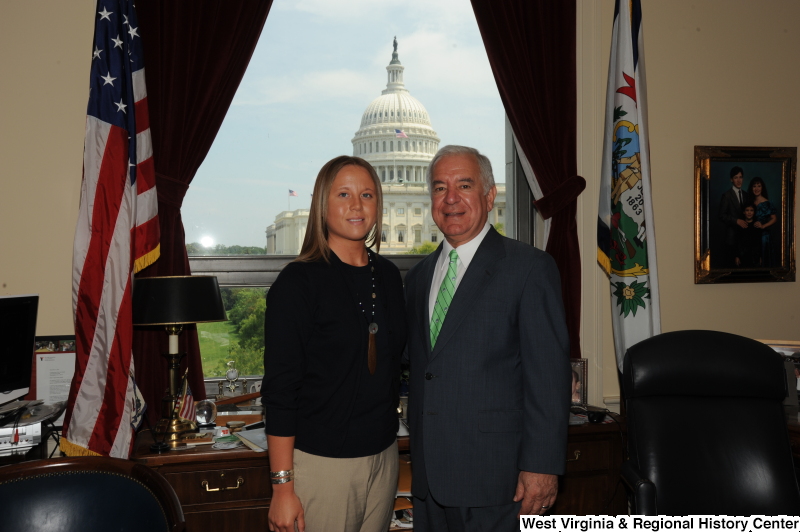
[430,249,459,348]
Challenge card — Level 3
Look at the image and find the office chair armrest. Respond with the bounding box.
[621,460,657,515]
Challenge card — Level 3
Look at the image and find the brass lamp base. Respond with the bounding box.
[154,416,199,448]
[150,344,199,451]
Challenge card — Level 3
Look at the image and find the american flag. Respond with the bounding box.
[395,129,409,138]
[176,373,196,422]
[63,0,159,459]
[289,189,298,197]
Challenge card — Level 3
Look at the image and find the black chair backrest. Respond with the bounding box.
[623,330,800,515]
[0,455,184,532]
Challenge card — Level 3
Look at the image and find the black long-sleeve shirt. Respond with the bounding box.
[261,251,406,458]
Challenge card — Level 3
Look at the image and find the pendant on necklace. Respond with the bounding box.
[368,322,379,335]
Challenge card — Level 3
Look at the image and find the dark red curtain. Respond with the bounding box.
[134,0,273,424]
[471,1,585,358]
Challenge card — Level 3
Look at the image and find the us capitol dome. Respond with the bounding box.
[266,39,505,254]
[351,37,440,184]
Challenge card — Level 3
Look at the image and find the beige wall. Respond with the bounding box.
[0,1,94,334]
[578,0,800,407]
[2,1,798,401]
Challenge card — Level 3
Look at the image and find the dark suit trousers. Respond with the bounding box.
[413,494,521,532]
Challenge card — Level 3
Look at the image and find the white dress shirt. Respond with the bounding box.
[428,222,492,322]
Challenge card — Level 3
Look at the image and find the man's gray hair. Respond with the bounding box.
[426,145,495,195]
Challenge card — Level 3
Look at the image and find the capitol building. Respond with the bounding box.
[266,41,505,254]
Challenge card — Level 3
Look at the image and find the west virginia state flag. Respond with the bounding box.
[597,0,661,371]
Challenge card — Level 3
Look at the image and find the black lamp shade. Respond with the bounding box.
[132,276,227,325]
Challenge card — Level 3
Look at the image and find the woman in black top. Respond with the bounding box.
[262,156,406,532]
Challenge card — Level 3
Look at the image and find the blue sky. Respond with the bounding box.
[181,0,506,248]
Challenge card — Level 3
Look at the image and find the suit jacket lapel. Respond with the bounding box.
[417,244,442,358]
[429,228,505,360]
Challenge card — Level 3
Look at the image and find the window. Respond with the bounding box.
[383,208,388,214]
[415,229,421,243]
[381,230,387,243]
[397,208,404,215]
[431,232,438,243]
[414,208,421,216]
[180,5,521,378]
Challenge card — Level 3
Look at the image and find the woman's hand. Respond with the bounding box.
[268,486,305,532]
[266,436,301,531]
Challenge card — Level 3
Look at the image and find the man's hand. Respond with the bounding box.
[514,471,558,517]
[736,219,749,228]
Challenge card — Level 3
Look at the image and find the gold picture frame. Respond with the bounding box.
[694,146,796,284]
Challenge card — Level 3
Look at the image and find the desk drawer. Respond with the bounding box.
[565,440,610,473]
[165,465,272,506]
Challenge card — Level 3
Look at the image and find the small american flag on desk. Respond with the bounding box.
[176,370,196,422]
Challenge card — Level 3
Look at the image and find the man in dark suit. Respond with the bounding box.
[718,166,752,267]
[405,145,571,531]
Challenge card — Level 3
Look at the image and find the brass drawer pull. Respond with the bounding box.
[566,450,581,462]
[202,476,244,492]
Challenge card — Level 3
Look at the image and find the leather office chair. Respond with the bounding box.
[0,455,185,532]
[621,330,800,515]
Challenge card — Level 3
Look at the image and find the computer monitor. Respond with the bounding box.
[0,295,38,408]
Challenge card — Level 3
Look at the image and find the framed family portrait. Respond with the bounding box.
[694,146,796,284]
[570,358,587,407]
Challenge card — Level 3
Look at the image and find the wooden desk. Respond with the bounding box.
[551,416,627,515]
[131,418,625,531]
[131,430,271,531]
[399,418,627,516]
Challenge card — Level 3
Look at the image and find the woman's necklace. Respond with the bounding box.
[357,249,378,374]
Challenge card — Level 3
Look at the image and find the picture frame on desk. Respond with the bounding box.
[694,145,796,284]
[571,358,588,407]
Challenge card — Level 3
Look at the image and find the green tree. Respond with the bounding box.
[225,341,265,376]
[494,222,506,236]
[185,242,203,255]
[227,289,266,349]
[406,241,438,255]
[185,243,267,256]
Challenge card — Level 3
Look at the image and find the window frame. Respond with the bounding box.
[190,120,536,382]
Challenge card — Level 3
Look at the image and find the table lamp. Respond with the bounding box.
[132,275,227,449]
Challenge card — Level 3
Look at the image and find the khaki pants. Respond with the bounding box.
[294,441,399,532]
